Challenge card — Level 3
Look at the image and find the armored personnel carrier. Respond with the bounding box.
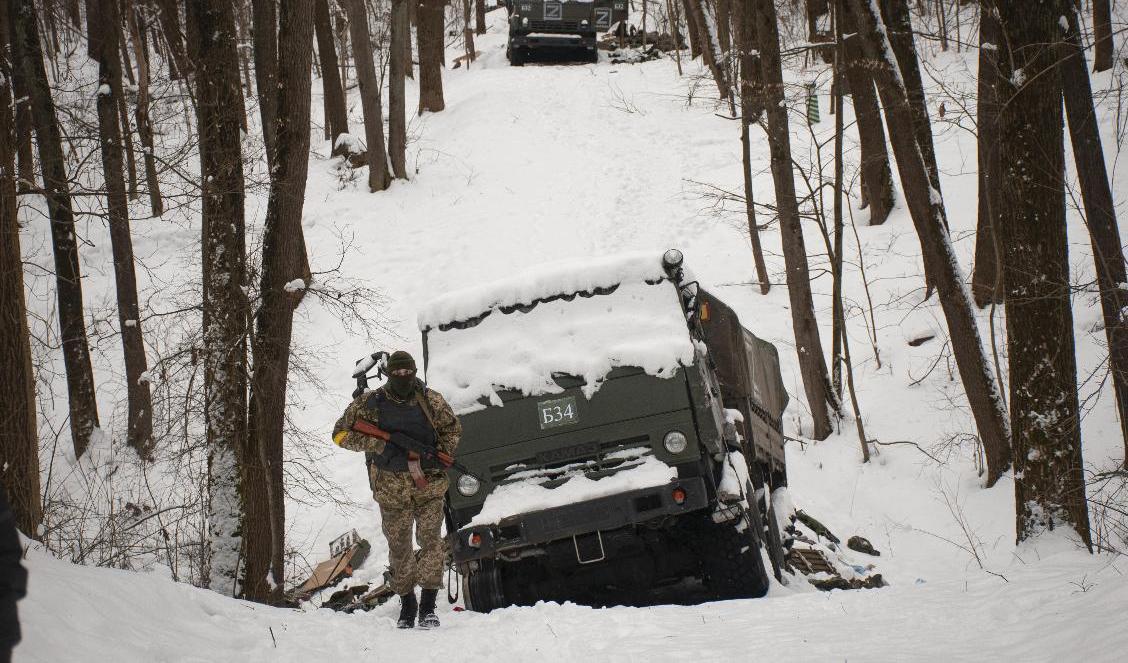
[506,0,628,65]
[418,250,790,610]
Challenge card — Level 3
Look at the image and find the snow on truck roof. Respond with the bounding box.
[418,252,697,414]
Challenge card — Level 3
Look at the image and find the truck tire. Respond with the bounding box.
[694,507,771,600]
[510,47,526,66]
[463,559,509,612]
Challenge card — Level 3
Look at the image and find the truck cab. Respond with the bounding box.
[419,250,789,609]
[506,0,628,65]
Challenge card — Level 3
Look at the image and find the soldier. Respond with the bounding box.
[332,350,462,629]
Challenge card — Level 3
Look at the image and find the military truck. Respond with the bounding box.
[506,0,628,65]
[418,250,790,610]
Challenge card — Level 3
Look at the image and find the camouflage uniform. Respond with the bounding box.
[333,383,461,596]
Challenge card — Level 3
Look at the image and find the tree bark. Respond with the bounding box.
[996,0,1091,549]
[737,0,768,294]
[252,0,279,167]
[390,0,409,178]
[1060,7,1128,470]
[846,0,1012,486]
[685,0,730,100]
[475,0,486,35]
[878,0,944,227]
[10,0,101,460]
[11,59,33,192]
[188,0,250,595]
[418,0,446,113]
[343,0,392,190]
[249,0,314,605]
[971,0,1003,307]
[1092,0,1112,73]
[0,4,42,538]
[837,0,894,226]
[314,0,349,154]
[752,0,837,440]
[87,0,155,460]
[127,5,164,217]
[154,0,191,80]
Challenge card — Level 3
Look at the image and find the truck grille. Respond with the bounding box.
[491,435,652,488]
[528,19,582,32]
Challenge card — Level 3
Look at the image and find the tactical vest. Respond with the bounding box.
[365,388,442,472]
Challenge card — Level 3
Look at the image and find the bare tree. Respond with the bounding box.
[0,5,42,538]
[248,0,315,605]
[418,0,446,112]
[996,0,1091,549]
[10,0,101,460]
[314,0,349,153]
[126,5,164,217]
[1092,0,1112,73]
[188,0,251,595]
[343,0,392,190]
[475,0,486,35]
[737,0,768,293]
[1060,7,1128,469]
[971,0,1003,307]
[837,0,894,226]
[845,0,1012,485]
[154,0,192,80]
[251,0,279,165]
[685,0,731,101]
[86,0,156,459]
[752,0,838,440]
[390,0,410,179]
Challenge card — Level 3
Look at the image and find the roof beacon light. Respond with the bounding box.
[662,248,684,271]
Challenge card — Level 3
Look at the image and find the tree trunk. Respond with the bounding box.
[846,0,1012,486]
[314,0,349,154]
[878,0,944,227]
[971,0,1003,307]
[335,7,349,87]
[154,0,191,80]
[1092,0,1112,73]
[752,0,837,440]
[343,0,392,191]
[685,0,730,100]
[252,0,279,167]
[462,0,475,65]
[11,61,33,192]
[737,0,768,294]
[682,0,702,58]
[10,0,101,460]
[86,0,155,460]
[127,5,164,217]
[0,5,42,538]
[838,0,894,226]
[475,0,486,35]
[1060,7,1128,470]
[390,0,409,178]
[188,0,250,596]
[996,0,1091,549]
[418,0,446,113]
[249,0,314,605]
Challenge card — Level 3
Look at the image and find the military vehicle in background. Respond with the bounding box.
[419,250,791,611]
[506,0,629,65]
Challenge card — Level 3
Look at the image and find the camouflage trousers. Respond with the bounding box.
[371,467,448,596]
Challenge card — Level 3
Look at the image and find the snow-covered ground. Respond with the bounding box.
[15,7,1128,662]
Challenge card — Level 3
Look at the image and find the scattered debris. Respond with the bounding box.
[907,334,936,347]
[810,574,886,591]
[795,509,840,544]
[288,530,370,603]
[848,535,881,556]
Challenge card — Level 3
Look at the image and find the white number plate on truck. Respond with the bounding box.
[538,395,579,429]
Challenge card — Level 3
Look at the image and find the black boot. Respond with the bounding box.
[418,588,440,629]
[396,591,417,629]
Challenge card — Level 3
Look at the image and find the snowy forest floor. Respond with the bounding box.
[16,7,1128,662]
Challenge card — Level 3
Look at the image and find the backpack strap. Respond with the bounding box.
[414,389,439,433]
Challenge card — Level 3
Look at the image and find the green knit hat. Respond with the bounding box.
[386,350,416,374]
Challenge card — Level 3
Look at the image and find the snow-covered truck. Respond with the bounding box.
[505,0,628,65]
[418,250,790,610]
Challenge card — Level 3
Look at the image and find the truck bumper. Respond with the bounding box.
[453,477,708,563]
[510,32,597,50]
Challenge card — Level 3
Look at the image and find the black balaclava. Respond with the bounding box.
[385,350,418,399]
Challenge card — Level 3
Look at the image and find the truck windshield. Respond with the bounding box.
[424,280,694,414]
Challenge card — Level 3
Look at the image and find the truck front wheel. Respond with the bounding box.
[510,46,526,66]
[462,558,510,612]
[693,505,772,600]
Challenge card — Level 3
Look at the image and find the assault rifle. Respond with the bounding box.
[352,418,481,483]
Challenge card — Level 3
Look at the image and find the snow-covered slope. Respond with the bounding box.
[16,6,1128,662]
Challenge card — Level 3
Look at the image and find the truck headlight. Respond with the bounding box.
[457,474,481,496]
[663,430,688,454]
[522,17,529,27]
